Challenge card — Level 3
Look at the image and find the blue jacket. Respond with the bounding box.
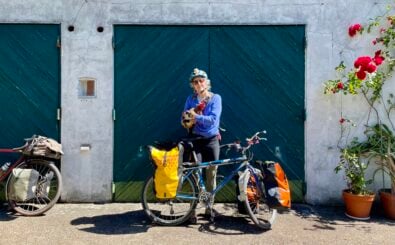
[183,93,222,138]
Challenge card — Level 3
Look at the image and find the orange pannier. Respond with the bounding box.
[258,161,291,209]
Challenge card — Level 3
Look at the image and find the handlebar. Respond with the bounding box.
[220,131,267,155]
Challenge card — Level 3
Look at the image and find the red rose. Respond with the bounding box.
[353,24,362,31]
[372,40,377,45]
[348,26,357,37]
[339,118,345,124]
[366,63,377,73]
[373,50,385,65]
[337,82,344,89]
[354,56,372,68]
[374,56,384,65]
[348,24,362,37]
[356,69,367,80]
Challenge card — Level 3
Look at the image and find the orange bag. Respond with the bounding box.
[258,161,291,209]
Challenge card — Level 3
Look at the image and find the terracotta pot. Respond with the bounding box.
[379,189,395,220]
[342,190,375,220]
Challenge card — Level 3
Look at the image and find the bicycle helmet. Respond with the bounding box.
[189,68,208,82]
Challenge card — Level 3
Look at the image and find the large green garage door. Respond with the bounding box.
[114,25,305,202]
[0,24,60,185]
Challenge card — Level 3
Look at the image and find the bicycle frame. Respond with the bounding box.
[177,155,249,200]
[0,148,25,182]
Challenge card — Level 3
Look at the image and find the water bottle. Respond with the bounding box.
[0,162,11,176]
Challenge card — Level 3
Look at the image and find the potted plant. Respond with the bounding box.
[357,124,395,219]
[324,6,395,220]
[334,148,375,220]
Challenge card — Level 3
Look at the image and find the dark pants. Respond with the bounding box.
[193,136,220,192]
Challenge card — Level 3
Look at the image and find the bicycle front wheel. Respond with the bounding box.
[243,169,277,230]
[6,159,62,216]
[141,174,199,226]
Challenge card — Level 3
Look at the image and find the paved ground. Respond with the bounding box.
[0,202,394,245]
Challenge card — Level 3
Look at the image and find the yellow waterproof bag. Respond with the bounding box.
[148,143,183,199]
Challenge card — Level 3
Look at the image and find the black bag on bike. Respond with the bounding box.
[256,160,291,209]
[148,143,184,199]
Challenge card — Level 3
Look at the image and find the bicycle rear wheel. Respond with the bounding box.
[243,169,277,230]
[141,174,199,226]
[6,159,62,216]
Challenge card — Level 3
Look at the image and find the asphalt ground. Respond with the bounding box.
[0,202,394,245]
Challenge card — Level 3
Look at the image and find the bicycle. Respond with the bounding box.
[141,131,277,230]
[0,136,63,216]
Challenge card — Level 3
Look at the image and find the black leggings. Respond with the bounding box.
[192,136,220,192]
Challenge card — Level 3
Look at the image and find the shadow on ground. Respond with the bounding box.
[70,210,150,235]
[196,214,269,235]
[195,203,270,235]
[0,202,19,221]
[290,203,395,232]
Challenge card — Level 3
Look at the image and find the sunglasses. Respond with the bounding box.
[191,79,205,85]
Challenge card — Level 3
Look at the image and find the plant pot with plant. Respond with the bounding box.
[324,7,395,220]
[335,148,375,220]
[360,124,395,220]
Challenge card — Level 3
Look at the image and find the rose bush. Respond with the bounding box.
[324,7,395,195]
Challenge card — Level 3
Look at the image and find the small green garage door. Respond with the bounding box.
[114,25,305,202]
[0,24,60,181]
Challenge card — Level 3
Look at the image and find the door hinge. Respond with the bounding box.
[57,36,61,48]
[303,108,306,121]
[57,108,61,120]
[112,36,115,49]
[112,109,116,121]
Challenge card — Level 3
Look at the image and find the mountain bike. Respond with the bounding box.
[141,131,277,230]
[0,136,62,216]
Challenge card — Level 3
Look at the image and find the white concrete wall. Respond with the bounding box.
[0,0,392,203]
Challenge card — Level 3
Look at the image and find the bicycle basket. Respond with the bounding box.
[22,135,64,159]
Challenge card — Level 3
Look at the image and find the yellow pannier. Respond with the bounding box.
[148,144,183,199]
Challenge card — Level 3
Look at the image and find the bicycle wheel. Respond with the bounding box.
[6,159,62,216]
[243,169,277,230]
[141,174,199,226]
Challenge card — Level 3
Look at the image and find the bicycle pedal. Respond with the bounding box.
[189,215,198,224]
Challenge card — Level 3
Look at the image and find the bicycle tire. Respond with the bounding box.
[6,159,62,216]
[243,168,277,230]
[141,174,199,226]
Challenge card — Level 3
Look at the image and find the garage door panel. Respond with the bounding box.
[210,26,305,199]
[114,26,210,200]
[0,24,60,201]
[114,25,305,201]
[0,24,60,145]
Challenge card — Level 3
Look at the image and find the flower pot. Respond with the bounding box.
[379,189,395,220]
[342,190,375,220]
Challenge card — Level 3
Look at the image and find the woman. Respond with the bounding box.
[181,68,222,216]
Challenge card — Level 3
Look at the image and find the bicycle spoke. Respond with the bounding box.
[6,160,62,216]
[142,175,198,225]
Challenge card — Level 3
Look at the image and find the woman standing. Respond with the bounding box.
[181,68,222,216]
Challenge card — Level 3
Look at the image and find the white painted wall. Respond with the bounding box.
[0,0,392,203]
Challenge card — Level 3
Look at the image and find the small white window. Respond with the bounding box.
[79,78,96,98]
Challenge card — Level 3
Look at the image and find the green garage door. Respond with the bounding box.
[114,25,305,202]
[0,24,61,191]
